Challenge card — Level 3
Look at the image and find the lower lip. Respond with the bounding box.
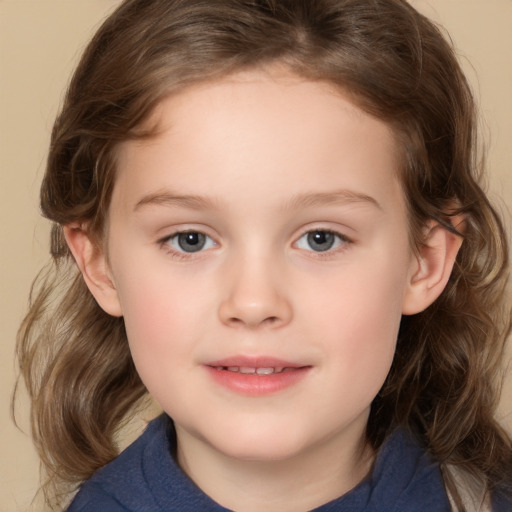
[204,366,310,396]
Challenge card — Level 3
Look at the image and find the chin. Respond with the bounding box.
[208,429,313,463]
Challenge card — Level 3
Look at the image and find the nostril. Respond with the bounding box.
[226,315,280,329]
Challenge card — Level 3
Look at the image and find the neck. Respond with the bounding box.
[176,424,374,512]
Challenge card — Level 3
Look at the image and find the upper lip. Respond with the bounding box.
[205,356,306,369]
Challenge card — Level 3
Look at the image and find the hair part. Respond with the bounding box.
[15,0,512,508]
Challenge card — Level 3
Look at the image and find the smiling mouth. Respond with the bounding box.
[204,357,311,394]
[205,363,310,395]
[211,366,297,375]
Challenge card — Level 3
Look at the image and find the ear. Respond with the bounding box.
[402,218,463,315]
[64,223,123,317]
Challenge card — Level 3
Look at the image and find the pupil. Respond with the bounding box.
[178,232,205,252]
[308,231,334,252]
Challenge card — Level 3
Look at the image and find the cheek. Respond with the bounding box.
[112,258,224,396]
[336,293,400,399]
[305,252,409,391]
[120,281,171,343]
[113,263,203,368]
[117,279,203,408]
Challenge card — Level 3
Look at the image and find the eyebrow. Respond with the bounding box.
[133,189,381,212]
[134,191,218,212]
[284,190,382,212]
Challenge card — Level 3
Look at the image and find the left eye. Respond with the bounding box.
[296,230,347,252]
[165,231,216,253]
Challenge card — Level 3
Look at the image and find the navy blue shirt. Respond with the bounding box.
[68,415,451,511]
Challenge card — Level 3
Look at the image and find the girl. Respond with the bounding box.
[15,0,512,511]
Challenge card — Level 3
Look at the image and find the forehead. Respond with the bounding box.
[144,69,396,150]
[113,68,403,214]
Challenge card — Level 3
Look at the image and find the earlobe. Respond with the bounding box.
[402,219,463,315]
[64,224,123,317]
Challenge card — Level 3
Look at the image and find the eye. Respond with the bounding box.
[165,231,216,253]
[296,230,349,252]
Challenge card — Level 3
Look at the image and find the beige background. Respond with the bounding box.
[1,1,511,511]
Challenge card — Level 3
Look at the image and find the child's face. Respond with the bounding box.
[106,69,419,464]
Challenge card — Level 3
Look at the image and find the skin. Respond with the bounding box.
[66,67,462,512]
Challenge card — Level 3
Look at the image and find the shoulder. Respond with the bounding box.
[370,428,452,511]
[316,428,452,511]
[66,415,229,512]
[66,415,171,512]
[67,482,129,512]
[492,490,512,512]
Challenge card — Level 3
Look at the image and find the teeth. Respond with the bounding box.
[256,367,275,375]
[221,366,288,375]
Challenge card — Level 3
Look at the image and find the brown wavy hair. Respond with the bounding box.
[15,0,512,509]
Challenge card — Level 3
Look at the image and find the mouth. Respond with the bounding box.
[210,366,298,375]
[204,357,311,395]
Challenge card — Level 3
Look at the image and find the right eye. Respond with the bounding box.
[164,231,216,253]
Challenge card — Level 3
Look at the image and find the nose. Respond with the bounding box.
[217,255,293,329]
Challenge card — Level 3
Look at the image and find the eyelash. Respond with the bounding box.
[159,230,217,260]
[159,228,353,260]
[294,229,352,257]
